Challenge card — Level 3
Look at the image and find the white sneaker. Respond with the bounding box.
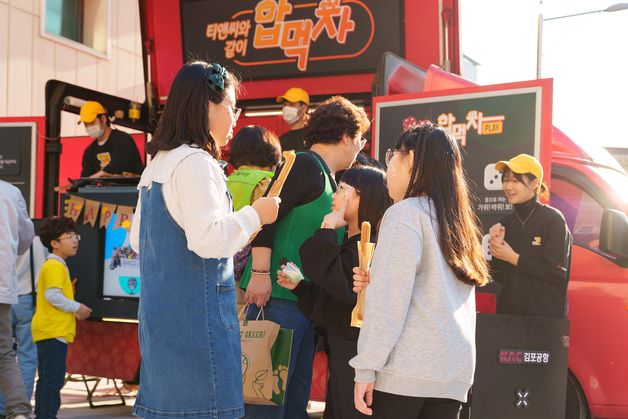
[12,415,31,419]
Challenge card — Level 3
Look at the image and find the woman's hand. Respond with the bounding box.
[489,237,520,266]
[252,197,281,226]
[353,267,371,293]
[276,269,297,290]
[244,273,272,308]
[489,223,506,241]
[322,190,348,229]
[354,382,374,415]
[321,210,347,230]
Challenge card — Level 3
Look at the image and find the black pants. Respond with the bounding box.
[324,332,368,419]
[370,390,462,419]
[34,339,67,419]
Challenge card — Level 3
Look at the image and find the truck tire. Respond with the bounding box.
[565,371,590,419]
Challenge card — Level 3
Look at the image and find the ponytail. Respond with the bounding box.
[538,182,549,202]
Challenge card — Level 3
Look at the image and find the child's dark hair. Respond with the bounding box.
[230,126,282,169]
[39,216,77,252]
[340,166,392,236]
[501,168,549,200]
[394,123,490,287]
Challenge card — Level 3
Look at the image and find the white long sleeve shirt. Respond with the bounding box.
[130,145,261,259]
[15,236,48,296]
[0,180,35,304]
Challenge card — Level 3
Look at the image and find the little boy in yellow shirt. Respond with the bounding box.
[31,217,91,418]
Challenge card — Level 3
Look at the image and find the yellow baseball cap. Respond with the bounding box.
[495,154,543,182]
[78,101,107,124]
[276,88,310,105]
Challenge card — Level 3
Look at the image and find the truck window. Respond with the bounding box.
[551,178,603,250]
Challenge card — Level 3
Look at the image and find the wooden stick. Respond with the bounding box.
[246,151,296,245]
[267,151,296,198]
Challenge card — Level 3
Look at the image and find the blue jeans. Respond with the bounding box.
[34,339,67,419]
[0,294,37,415]
[244,298,315,419]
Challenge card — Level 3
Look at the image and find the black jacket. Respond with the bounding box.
[491,198,573,318]
[292,229,364,339]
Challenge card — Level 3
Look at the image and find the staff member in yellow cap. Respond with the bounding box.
[489,154,572,318]
[78,101,144,178]
[276,87,310,152]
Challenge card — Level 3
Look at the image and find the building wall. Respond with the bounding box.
[0,0,144,137]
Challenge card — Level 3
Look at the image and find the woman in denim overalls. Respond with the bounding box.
[129,62,280,419]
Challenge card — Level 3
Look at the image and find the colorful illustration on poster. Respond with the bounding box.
[103,214,140,298]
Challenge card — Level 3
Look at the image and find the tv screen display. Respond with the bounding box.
[102,214,140,299]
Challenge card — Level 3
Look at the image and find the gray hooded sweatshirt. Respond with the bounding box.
[349,197,476,403]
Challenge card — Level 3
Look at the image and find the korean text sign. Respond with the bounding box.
[180,0,403,79]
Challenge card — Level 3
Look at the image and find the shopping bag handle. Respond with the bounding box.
[240,304,265,321]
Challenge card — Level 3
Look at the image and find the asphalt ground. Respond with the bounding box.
[56,377,324,418]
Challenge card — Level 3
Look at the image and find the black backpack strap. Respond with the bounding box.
[29,243,36,308]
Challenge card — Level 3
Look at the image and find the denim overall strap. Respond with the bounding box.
[133,182,243,419]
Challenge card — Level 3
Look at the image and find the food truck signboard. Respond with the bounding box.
[373,80,553,240]
[180,0,404,79]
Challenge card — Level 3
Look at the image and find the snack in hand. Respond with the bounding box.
[281,262,304,284]
[351,221,376,328]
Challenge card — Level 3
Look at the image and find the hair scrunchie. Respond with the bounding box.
[207,63,227,93]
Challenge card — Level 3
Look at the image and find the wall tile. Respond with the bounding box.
[31,15,55,116]
[97,46,117,95]
[116,48,135,100]
[116,0,136,54]
[54,43,76,84]
[10,0,33,14]
[7,7,33,116]
[76,51,98,88]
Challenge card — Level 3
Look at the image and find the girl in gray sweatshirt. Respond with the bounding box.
[350,123,490,419]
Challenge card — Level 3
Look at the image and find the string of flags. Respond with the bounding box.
[63,194,135,229]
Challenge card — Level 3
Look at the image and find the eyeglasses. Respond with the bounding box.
[56,234,81,242]
[385,149,398,167]
[385,148,412,167]
[222,103,241,120]
[337,183,359,196]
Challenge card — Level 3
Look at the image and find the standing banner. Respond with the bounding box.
[83,199,100,227]
[99,203,118,229]
[64,196,85,222]
[373,80,553,247]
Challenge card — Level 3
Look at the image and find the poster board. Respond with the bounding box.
[0,123,37,216]
[373,79,553,241]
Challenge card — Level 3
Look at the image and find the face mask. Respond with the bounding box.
[86,124,104,139]
[282,106,301,124]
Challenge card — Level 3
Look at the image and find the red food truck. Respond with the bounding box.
[1,0,625,417]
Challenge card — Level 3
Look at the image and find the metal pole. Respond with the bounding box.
[536,3,543,79]
[544,9,604,21]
